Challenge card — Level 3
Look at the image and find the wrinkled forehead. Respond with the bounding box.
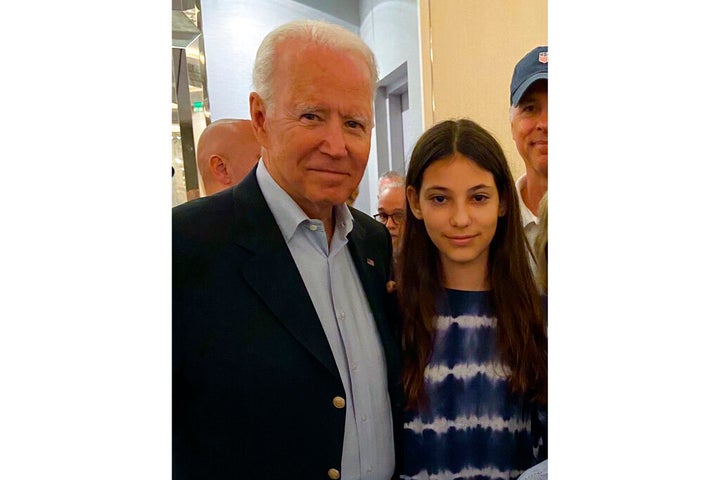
[378,186,406,209]
[279,38,371,78]
[276,41,374,113]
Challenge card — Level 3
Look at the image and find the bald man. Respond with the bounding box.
[197,119,262,195]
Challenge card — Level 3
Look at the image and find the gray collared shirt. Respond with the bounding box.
[256,160,394,480]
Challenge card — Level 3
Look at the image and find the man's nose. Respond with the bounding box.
[320,118,348,157]
[537,106,548,131]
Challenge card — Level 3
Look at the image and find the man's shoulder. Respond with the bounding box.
[174,188,234,214]
[349,206,387,238]
[349,205,374,225]
[173,188,237,242]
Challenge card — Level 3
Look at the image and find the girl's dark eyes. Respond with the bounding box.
[429,194,489,203]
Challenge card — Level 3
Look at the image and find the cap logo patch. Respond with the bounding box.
[539,52,548,64]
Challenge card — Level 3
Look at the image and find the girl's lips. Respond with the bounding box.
[446,235,477,246]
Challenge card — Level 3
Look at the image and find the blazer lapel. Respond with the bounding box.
[347,216,401,375]
[230,172,340,380]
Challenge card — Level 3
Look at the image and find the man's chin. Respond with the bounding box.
[310,185,357,203]
[530,155,548,174]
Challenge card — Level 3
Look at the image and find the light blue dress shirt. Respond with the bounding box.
[256,160,395,480]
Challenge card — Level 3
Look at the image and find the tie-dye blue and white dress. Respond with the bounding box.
[401,289,546,480]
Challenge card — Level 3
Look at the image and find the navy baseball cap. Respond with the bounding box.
[510,46,548,107]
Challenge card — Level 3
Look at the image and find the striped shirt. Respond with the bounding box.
[401,289,545,480]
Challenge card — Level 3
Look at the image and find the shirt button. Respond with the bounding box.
[309,224,318,231]
[332,396,345,409]
[361,414,368,422]
[351,362,358,372]
[339,311,345,321]
[328,468,340,479]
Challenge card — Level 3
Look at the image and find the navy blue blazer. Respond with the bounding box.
[173,168,403,479]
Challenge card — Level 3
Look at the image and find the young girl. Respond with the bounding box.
[398,119,547,480]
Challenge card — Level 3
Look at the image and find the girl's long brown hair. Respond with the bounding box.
[398,119,547,409]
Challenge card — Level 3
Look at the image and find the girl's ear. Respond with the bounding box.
[407,186,423,220]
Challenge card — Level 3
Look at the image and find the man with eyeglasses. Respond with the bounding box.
[374,174,406,265]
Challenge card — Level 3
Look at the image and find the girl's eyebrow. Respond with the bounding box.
[424,184,493,191]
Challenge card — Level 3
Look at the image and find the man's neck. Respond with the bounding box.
[521,171,547,217]
[322,211,336,246]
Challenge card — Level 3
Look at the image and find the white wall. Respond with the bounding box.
[418,0,547,181]
[357,0,422,215]
[200,0,358,121]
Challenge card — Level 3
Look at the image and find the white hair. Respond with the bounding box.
[509,105,518,122]
[378,170,405,196]
[252,20,378,111]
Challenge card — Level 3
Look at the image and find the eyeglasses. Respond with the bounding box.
[373,211,405,225]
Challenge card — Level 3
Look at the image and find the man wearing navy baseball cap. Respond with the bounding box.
[510,46,548,250]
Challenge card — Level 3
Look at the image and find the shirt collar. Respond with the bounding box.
[333,201,354,240]
[515,173,538,228]
[256,158,355,242]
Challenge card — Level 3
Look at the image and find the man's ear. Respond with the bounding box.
[406,186,423,220]
[209,155,232,186]
[249,92,268,146]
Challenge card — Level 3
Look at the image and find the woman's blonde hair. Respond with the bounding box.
[533,192,548,295]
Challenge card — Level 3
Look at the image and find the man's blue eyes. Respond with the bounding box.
[300,114,363,129]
